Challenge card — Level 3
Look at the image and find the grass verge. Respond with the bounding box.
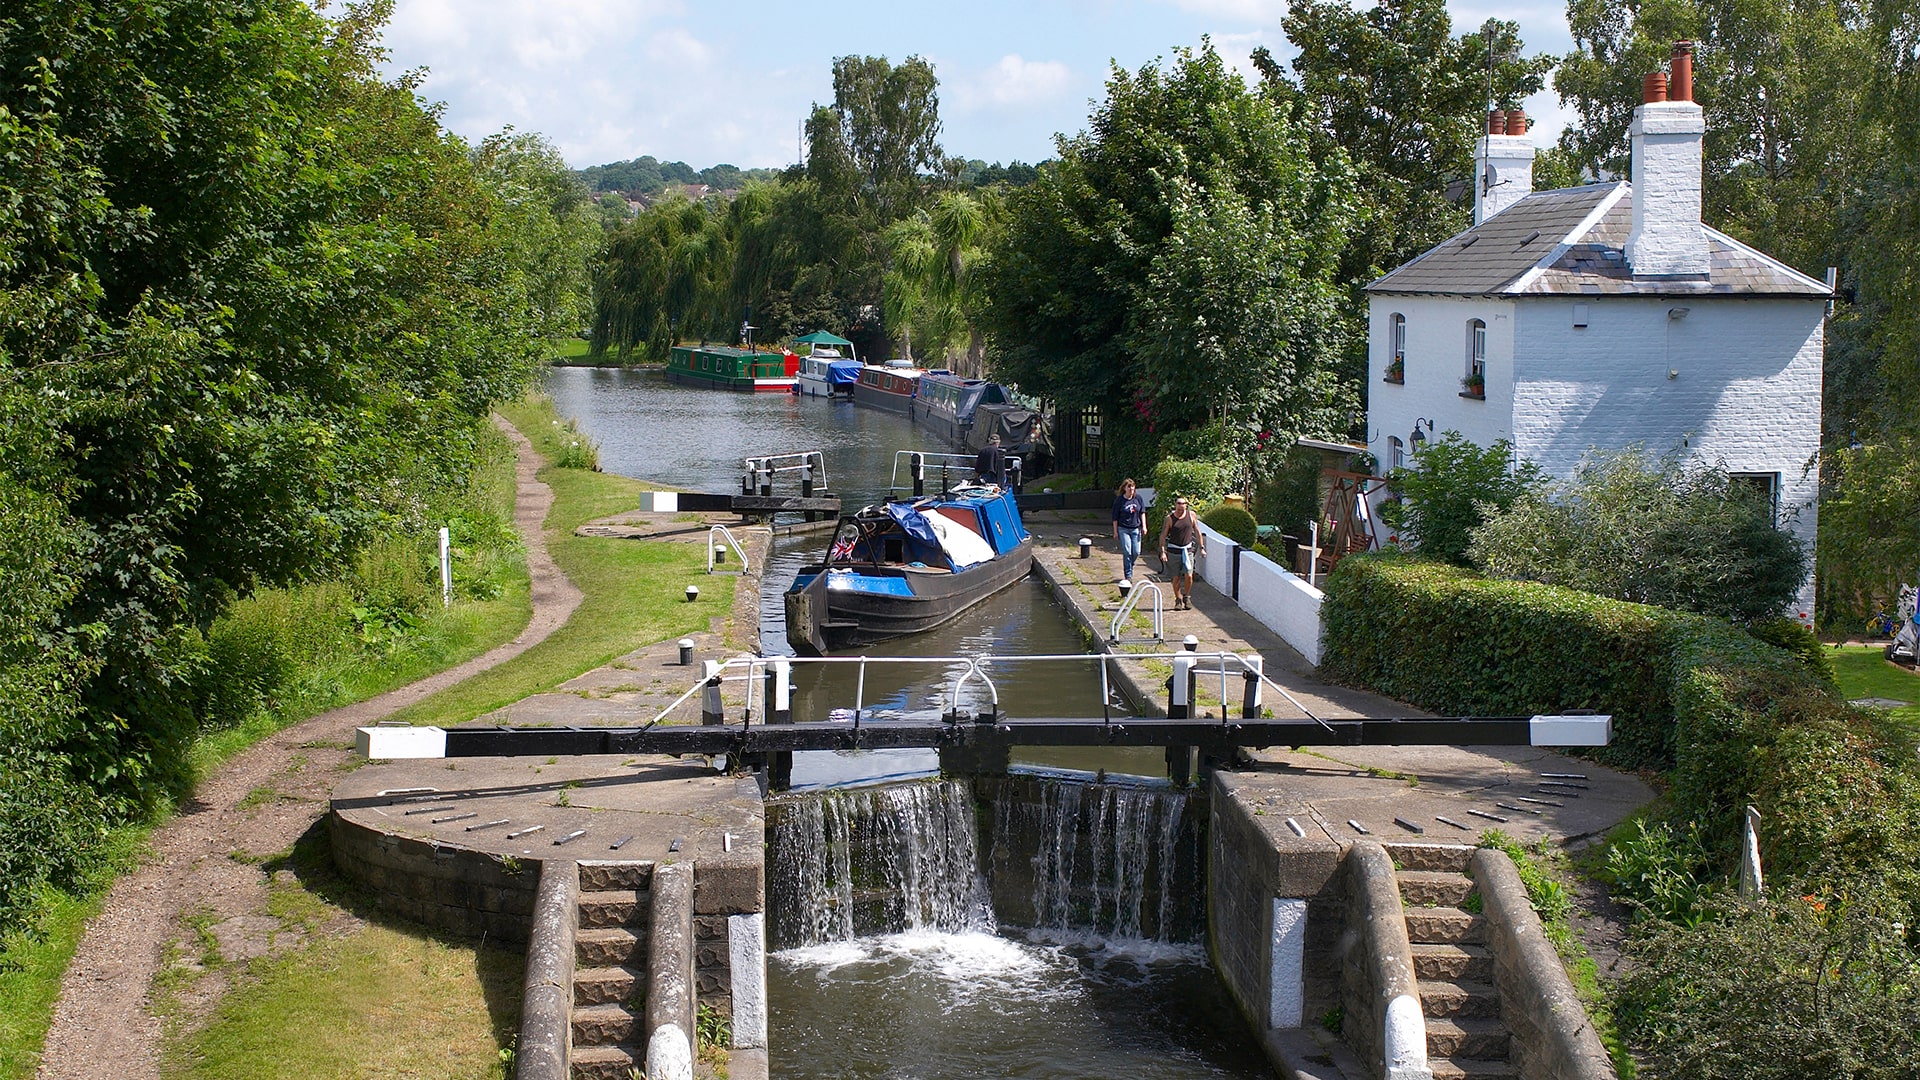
[157,834,520,1080]
[1479,830,1634,1078]
[1828,643,1920,727]
[0,422,531,1080]
[386,394,735,727]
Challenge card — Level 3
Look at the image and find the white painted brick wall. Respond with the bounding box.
[1368,292,1825,616]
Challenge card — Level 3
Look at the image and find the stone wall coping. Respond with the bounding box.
[1471,848,1618,1080]
[1346,842,1433,1080]
[514,859,578,1080]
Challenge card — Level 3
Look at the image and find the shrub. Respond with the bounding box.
[1744,615,1837,690]
[1615,888,1920,1080]
[1603,818,1718,927]
[1201,504,1257,547]
[1470,448,1808,622]
[1150,456,1231,509]
[1378,432,1539,565]
[0,756,108,926]
[1253,445,1322,537]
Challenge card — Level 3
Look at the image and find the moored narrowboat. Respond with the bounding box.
[851,361,925,413]
[783,484,1034,654]
[791,330,861,398]
[909,371,1009,444]
[666,344,799,392]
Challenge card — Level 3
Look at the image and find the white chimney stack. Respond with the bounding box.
[1626,42,1709,277]
[1474,108,1535,224]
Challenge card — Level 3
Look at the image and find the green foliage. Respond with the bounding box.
[1744,616,1837,690]
[983,42,1358,458]
[1818,436,1920,625]
[1201,504,1258,548]
[1614,888,1920,1080]
[1378,433,1540,566]
[1150,459,1231,510]
[1253,445,1323,538]
[1469,448,1809,622]
[1603,818,1718,928]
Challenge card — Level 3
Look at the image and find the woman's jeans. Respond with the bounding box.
[1118,528,1142,580]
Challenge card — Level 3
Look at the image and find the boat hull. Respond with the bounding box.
[784,539,1034,654]
[851,382,914,413]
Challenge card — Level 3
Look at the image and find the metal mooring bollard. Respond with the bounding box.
[678,638,695,665]
[1079,537,1093,558]
[685,585,700,603]
[715,544,727,564]
[1183,635,1199,652]
[1118,579,1132,599]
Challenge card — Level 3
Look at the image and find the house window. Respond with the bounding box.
[1730,472,1781,522]
[1462,318,1488,397]
[1388,436,1405,473]
[1387,314,1407,381]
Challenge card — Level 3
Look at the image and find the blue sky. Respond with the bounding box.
[381,0,1578,171]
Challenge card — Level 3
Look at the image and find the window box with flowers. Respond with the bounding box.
[1460,372,1485,398]
[1384,358,1404,384]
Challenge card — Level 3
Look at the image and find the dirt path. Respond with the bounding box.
[35,416,582,1080]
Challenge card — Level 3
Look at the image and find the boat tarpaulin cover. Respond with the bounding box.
[827,360,862,386]
[922,510,995,569]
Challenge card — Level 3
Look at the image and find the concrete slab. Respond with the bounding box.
[332,754,763,866]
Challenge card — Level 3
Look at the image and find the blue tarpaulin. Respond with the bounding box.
[827,360,862,386]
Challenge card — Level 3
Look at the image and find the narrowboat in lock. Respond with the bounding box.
[665,344,799,392]
[909,371,1010,444]
[850,361,925,414]
[783,484,1034,655]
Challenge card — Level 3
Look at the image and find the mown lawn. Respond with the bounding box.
[1830,643,1920,727]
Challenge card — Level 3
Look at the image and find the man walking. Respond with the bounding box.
[1158,496,1206,610]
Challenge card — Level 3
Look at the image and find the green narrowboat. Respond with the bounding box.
[665,344,799,392]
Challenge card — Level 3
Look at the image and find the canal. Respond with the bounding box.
[545,366,1270,1080]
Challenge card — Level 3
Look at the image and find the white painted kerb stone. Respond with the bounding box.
[1383,993,1434,1080]
[647,1023,694,1080]
[729,912,768,1049]
[355,725,445,759]
[1269,898,1308,1028]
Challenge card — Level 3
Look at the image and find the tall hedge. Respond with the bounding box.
[1321,552,1920,892]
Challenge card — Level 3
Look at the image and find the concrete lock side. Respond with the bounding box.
[1471,848,1617,1080]
[514,859,579,1080]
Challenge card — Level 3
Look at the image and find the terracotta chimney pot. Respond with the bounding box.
[1487,109,1506,135]
[1643,71,1669,103]
[1670,41,1695,102]
[1505,108,1528,135]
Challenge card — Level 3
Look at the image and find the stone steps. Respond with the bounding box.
[1412,942,1494,982]
[1402,906,1486,945]
[570,1043,647,1080]
[1398,867,1513,1080]
[570,862,655,1080]
[573,964,643,1007]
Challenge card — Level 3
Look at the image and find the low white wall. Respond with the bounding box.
[1195,524,1325,666]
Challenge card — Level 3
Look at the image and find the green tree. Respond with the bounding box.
[1266,0,1555,282]
[1379,433,1541,565]
[983,42,1359,476]
[882,191,1000,372]
[1469,448,1808,621]
[821,55,945,223]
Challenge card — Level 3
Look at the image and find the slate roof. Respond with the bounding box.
[1366,181,1831,298]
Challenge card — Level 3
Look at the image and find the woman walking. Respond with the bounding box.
[1158,495,1206,609]
[1111,478,1145,582]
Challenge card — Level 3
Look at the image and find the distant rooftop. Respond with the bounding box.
[1367,182,1830,298]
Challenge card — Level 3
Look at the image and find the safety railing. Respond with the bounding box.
[1109,581,1165,644]
[742,451,826,495]
[705,523,763,574]
[642,649,1336,734]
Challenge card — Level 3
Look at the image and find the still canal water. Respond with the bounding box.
[544,366,1269,1079]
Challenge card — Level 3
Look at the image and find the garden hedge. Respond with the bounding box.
[1320,552,1920,890]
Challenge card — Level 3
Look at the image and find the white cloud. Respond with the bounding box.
[1161,0,1289,22]
[950,54,1074,112]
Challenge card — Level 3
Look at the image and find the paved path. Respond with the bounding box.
[35,416,582,1080]
[1025,511,1652,847]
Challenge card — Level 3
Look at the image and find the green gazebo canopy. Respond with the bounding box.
[791,330,853,347]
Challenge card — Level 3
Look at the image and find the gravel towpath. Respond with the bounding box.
[34,415,582,1080]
